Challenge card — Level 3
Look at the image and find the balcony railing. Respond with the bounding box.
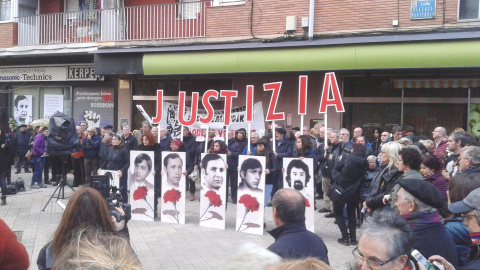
[16,1,210,46]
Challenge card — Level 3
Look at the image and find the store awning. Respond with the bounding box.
[143,40,480,75]
[393,78,480,89]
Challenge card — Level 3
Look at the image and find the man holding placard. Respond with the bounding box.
[269,126,292,204]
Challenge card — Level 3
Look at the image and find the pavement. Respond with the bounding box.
[0,169,357,270]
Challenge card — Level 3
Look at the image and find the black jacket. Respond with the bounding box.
[13,130,30,154]
[268,222,329,264]
[101,146,129,175]
[227,138,247,170]
[0,136,12,171]
[122,134,138,151]
[335,151,368,190]
[182,133,197,171]
[81,135,101,159]
[365,164,403,210]
[273,136,293,171]
[297,149,318,175]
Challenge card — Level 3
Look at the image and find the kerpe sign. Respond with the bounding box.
[152,73,344,135]
[0,65,104,82]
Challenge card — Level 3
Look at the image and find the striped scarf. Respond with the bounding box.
[471,232,480,245]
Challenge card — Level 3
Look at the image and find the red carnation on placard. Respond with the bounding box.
[237,194,260,231]
[163,188,182,223]
[200,190,223,221]
[205,190,222,207]
[132,186,154,216]
[133,186,148,200]
[305,198,311,208]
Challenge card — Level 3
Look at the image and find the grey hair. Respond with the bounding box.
[357,136,365,141]
[436,126,447,137]
[340,128,350,139]
[141,120,150,126]
[251,132,259,138]
[461,146,480,166]
[360,209,413,260]
[398,137,412,146]
[367,155,377,162]
[122,125,131,131]
[401,189,437,213]
[331,130,340,139]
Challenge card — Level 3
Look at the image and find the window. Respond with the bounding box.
[458,0,480,20]
[179,0,201,19]
[0,0,11,21]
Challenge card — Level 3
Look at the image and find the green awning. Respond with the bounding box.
[143,40,480,75]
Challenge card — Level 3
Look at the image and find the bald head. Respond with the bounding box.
[272,189,306,226]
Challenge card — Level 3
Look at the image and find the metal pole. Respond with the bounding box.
[467,87,471,133]
[400,88,404,127]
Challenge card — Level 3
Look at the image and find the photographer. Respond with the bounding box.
[99,134,130,202]
[37,187,129,270]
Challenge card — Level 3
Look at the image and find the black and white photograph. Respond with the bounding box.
[161,151,186,224]
[129,151,155,221]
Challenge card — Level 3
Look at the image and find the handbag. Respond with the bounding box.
[26,150,33,161]
[327,183,345,203]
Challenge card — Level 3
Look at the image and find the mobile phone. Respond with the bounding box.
[411,249,435,270]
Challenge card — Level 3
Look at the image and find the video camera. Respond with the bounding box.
[91,172,131,222]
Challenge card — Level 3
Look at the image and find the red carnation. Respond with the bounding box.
[133,186,148,201]
[237,194,260,232]
[305,198,310,208]
[163,188,182,223]
[200,190,223,221]
[163,188,182,204]
[238,194,259,212]
[205,190,222,207]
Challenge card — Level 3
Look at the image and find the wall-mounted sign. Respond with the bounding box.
[411,0,435,19]
[0,65,104,82]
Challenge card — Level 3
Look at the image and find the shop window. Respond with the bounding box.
[0,0,11,21]
[403,104,467,136]
[343,77,401,97]
[458,0,480,20]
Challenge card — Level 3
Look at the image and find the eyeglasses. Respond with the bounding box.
[460,213,478,222]
[352,247,400,269]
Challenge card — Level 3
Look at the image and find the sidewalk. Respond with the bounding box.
[0,170,357,270]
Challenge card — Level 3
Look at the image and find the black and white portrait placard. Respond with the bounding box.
[129,151,155,221]
[283,157,315,233]
[161,151,186,224]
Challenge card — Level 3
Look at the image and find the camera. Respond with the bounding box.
[91,173,131,222]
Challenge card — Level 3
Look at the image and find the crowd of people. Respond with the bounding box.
[1,117,480,270]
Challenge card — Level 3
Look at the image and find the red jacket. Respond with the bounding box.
[433,138,448,161]
[71,133,85,158]
[0,219,29,270]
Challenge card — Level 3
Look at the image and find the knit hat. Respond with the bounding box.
[172,138,183,148]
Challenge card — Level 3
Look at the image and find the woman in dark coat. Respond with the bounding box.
[137,132,162,217]
[0,127,12,205]
[371,128,383,156]
[363,141,403,212]
[421,154,448,201]
[296,135,318,173]
[100,134,129,202]
[333,143,368,246]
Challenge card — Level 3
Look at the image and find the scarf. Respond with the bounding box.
[471,232,480,245]
[402,211,442,229]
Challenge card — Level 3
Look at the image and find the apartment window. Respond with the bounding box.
[0,0,11,21]
[459,0,480,20]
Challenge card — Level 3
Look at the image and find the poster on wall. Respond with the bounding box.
[470,104,480,138]
[161,151,186,224]
[129,151,155,221]
[159,101,265,141]
[235,156,266,235]
[44,94,64,118]
[283,158,315,233]
[72,87,114,128]
[13,95,32,125]
[199,153,227,230]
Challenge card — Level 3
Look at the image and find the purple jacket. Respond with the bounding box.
[424,172,448,201]
[32,133,46,156]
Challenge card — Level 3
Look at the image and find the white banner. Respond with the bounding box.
[43,94,64,118]
[160,101,265,141]
[0,65,103,82]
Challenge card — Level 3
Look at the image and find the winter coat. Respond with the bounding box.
[268,222,329,264]
[330,141,353,183]
[101,146,129,175]
[335,151,368,191]
[227,138,247,170]
[13,130,31,154]
[182,133,197,172]
[371,137,381,155]
[273,136,293,172]
[424,172,448,201]
[122,134,138,151]
[444,217,473,267]
[81,135,101,159]
[322,143,339,179]
[365,164,403,210]
[194,140,213,166]
[461,165,480,179]
[461,245,480,270]
[433,138,448,162]
[0,137,12,172]
[32,133,46,157]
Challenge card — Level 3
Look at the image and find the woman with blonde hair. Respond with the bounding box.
[272,258,332,270]
[363,142,403,212]
[52,228,141,270]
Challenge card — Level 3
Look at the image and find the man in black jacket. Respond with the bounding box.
[268,188,329,264]
[121,125,138,151]
[227,128,247,203]
[13,124,31,173]
[182,126,197,201]
[270,126,292,202]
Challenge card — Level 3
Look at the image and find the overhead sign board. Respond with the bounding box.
[0,65,104,82]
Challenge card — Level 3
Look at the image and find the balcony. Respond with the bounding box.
[16,1,210,46]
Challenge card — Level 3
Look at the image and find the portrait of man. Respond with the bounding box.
[201,153,226,190]
[131,152,154,190]
[285,159,311,192]
[129,151,155,222]
[14,95,32,125]
[238,158,264,193]
[163,152,184,188]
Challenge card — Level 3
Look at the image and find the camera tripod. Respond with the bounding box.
[42,156,75,212]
